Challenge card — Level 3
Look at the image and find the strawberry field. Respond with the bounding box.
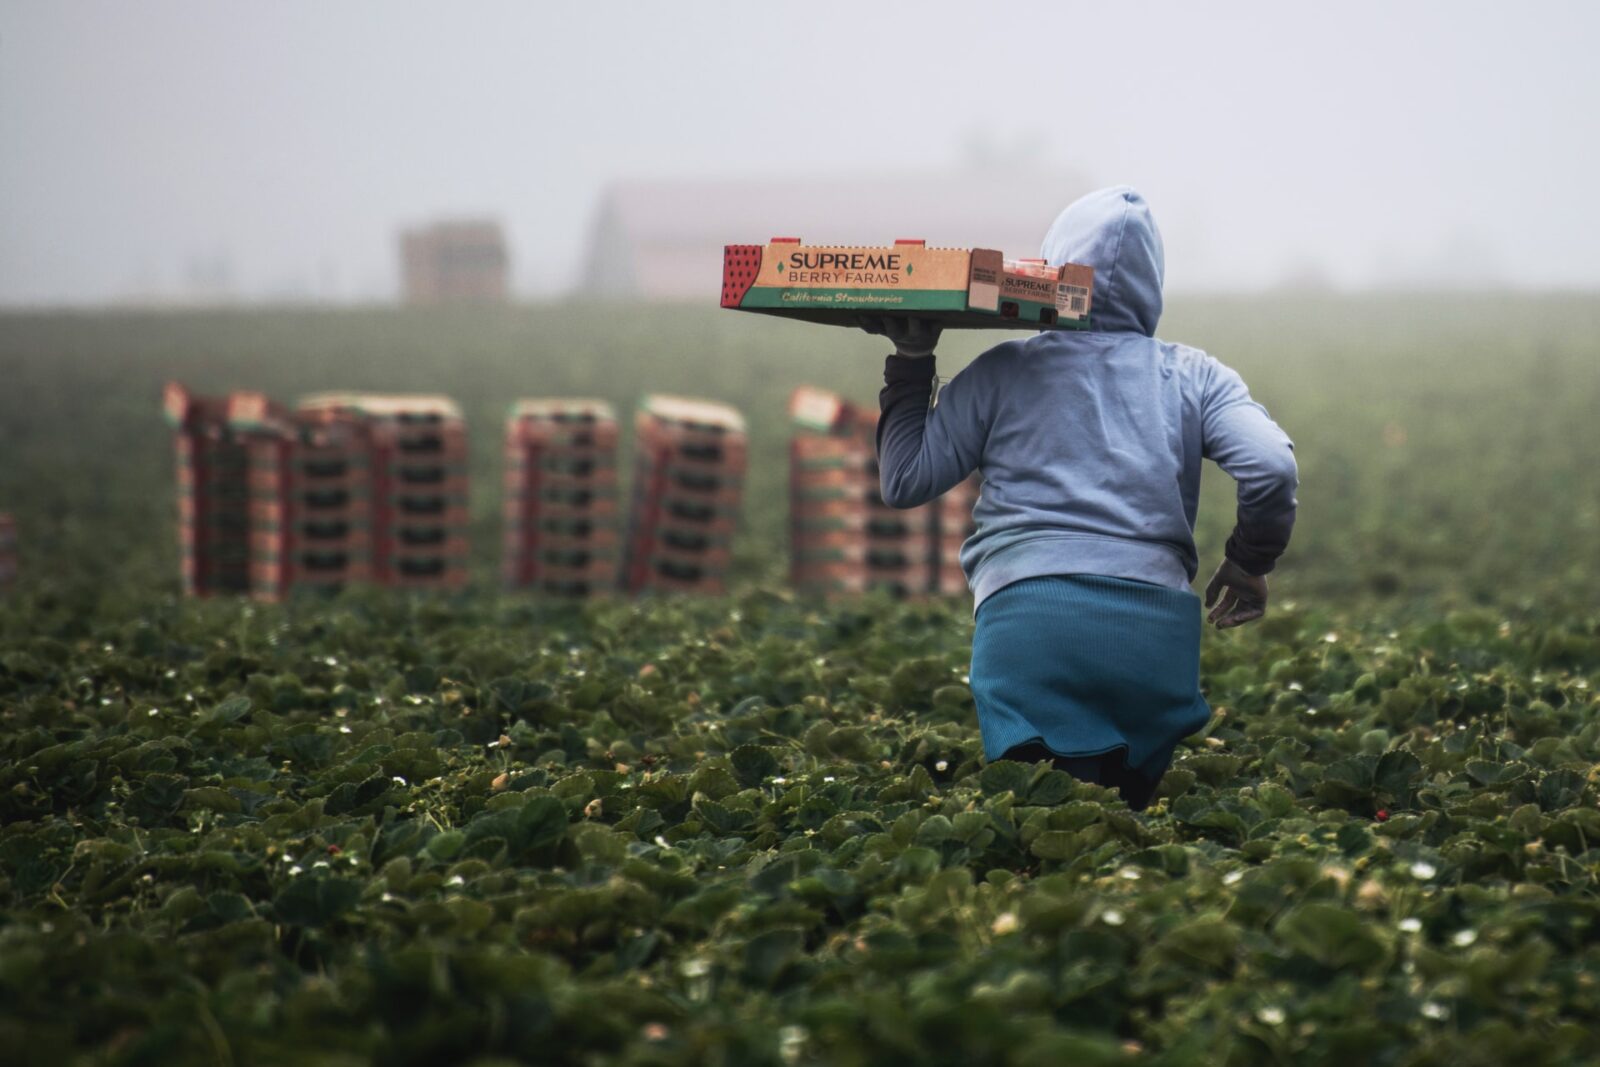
[1,296,1598,1065]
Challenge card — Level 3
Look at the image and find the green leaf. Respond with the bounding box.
[205,891,256,924]
[1313,755,1379,807]
[513,795,572,858]
[210,694,253,725]
[665,885,743,932]
[1537,768,1585,811]
[730,745,780,788]
[273,877,361,927]
[1027,769,1076,806]
[324,774,392,816]
[750,852,820,896]
[1183,753,1243,785]
[951,810,990,843]
[693,797,750,835]
[183,786,241,814]
[743,926,805,987]
[1170,795,1251,841]
[979,760,1032,797]
[687,763,741,799]
[615,931,660,972]
[915,814,953,846]
[1157,918,1240,972]
[441,897,494,935]
[1274,902,1390,970]
[1465,760,1526,787]
[1129,843,1190,877]
[424,830,466,862]
[792,867,856,902]
[1030,831,1078,861]
[127,773,187,824]
[1374,749,1422,798]
[1466,938,1553,1003]
[892,846,941,881]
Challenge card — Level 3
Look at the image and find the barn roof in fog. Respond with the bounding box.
[579,169,1089,301]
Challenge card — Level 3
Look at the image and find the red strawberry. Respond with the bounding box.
[1375,809,1390,822]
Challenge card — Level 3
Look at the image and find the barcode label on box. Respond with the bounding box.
[1059,284,1090,318]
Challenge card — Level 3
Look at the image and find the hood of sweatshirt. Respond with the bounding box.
[1040,186,1164,336]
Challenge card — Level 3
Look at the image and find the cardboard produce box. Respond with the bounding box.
[722,239,1094,330]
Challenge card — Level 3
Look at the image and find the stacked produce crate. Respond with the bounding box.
[502,399,620,595]
[165,383,471,599]
[297,394,470,592]
[789,386,933,596]
[789,386,871,595]
[164,382,257,597]
[622,395,746,595]
[788,385,979,598]
[0,512,15,588]
[250,399,376,600]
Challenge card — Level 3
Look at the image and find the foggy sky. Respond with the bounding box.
[2,1,1597,306]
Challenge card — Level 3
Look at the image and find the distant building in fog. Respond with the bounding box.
[579,169,1089,301]
[399,220,509,305]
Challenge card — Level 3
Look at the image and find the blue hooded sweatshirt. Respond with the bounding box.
[875,186,1298,606]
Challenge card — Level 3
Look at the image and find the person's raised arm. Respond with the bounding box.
[860,316,987,509]
[1200,358,1298,628]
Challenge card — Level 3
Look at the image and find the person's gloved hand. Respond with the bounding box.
[857,314,942,358]
[1204,558,1269,629]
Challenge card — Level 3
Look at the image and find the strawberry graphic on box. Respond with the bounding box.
[720,244,764,309]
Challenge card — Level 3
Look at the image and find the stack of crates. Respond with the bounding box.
[251,399,376,600]
[165,382,256,597]
[789,386,874,595]
[0,513,15,588]
[501,399,620,595]
[165,383,472,599]
[788,386,936,596]
[297,394,470,591]
[623,395,746,595]
[849,404,939,596]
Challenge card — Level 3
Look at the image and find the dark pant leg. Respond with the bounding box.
[999,741,1107,786]
[1000,740,1158,810]
[1092,760,1154,812]
[1108,764,1159,812]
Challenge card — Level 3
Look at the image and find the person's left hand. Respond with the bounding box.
[1204,558,1269,629]
[857,315,942,358]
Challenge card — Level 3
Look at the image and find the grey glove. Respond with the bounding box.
[856,314,942,358]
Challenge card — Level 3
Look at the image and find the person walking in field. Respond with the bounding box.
[862,186,1298,811]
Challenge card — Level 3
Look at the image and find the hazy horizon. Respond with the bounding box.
[2,1,1597,307]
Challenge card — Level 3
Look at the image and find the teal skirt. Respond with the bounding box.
[970,574,1211,788]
